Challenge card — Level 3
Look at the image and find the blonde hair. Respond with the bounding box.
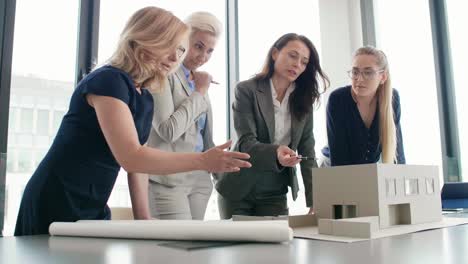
[354,46,397,163]
[184,11,223,38]
[109,6,189,91]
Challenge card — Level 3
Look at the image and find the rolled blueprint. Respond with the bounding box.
[49,220,293,243]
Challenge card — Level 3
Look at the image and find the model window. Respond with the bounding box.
[426,178,435,194]
[405,179,419,195]
[386,178,397,197]
[333,204,357,219]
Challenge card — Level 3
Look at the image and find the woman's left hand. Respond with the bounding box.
[201,140,251,173]
[277,145,301,167]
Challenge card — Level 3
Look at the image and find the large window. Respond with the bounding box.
[238,0,321,215]
[446,1,468,181]
[4,0,79,235]
[375,0,443,180]
[4,1,461,235]
[98,1,227,219]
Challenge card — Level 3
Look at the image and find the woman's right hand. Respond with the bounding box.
[192,71,212,95]
[201,141,251,173]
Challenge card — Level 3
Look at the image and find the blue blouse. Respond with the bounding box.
[15,65,154,235]
[180,64,206,152]
[326,86,406,166]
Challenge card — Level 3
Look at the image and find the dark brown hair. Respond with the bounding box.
[256,33,329,121]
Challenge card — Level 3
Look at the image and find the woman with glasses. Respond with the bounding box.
[216,33,329,218]
[325,46,405,166]
[15,7,250,236]
[129,12,224,220]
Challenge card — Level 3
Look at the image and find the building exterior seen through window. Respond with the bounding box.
[375,0,443,182]
[4,0,78,235]
[4,0,465,236]
[446,0,468,182]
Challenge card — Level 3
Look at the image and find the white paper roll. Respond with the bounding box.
[49,220,293,243]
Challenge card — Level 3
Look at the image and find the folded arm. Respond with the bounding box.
[152,76,209,143]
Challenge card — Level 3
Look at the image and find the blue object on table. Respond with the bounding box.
[441,182,468,209]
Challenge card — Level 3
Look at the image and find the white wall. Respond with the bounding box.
[318,0,363,95]
[314,0,363,155]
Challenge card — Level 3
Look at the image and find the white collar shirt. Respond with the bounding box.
[270,79,295,146]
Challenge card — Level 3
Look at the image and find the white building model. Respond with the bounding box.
[312,164,442,238]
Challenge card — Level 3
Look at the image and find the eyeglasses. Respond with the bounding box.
[347,69,384,80]
[176,46,186,58]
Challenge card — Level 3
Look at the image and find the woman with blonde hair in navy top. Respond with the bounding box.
[15,6,250,236]
[326,46,405,166]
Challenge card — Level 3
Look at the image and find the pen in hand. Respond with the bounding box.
[292,154,310,160]
[190,70,219,85]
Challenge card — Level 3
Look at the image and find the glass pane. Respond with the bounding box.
[17,150,32,173]
[8,108,17,131]
[36,110,49,136]
[35,136,50,148]
[53,110,65,132]
[6,150,17,173]
[19,108,33,133]
[375,0,443,181]
[99,1,227,220]
[4,0,79,236]
[446,1,468,182]
[17,135,33,147]
[238,0,321,215]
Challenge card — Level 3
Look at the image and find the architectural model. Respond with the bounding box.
[311,164,442,238]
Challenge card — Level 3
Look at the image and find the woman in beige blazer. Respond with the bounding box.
[129,12,224,220]
[216,33,329,218]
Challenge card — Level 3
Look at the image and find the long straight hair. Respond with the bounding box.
[354,46,397,163]
[108,7,189,91]
[255,33,330,121]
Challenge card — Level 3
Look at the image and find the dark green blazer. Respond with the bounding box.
[215,77,317,207]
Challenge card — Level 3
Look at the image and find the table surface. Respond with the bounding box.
[2,214,468,264]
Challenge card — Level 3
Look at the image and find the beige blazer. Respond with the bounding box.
[147,67,215,186]
[215,77,317,207]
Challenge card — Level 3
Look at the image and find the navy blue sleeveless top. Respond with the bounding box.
[15,65,153,235]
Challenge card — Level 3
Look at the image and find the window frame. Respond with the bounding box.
[0,0,463,235]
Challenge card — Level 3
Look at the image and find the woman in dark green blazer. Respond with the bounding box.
[216,33,329,218]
